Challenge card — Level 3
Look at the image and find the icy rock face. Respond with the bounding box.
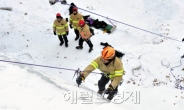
[152,37,163,44]
[161,59,170,68]
[129,59,142,73]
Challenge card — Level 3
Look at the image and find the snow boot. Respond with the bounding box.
[89,48,93,53]
[60,42,63,46]
[97,90,103,95]
[75,36,79,41]
[107,91,117,100]
[65,43,68,47]
[76,46,83,49]
[107,93,115,100]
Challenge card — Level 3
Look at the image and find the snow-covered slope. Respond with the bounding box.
[0,0,184,110]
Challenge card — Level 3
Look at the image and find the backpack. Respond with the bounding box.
[90,28,95,36]
[100,21,108,28]
[93,19,101,29]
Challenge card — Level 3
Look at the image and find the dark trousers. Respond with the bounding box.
[79,37,93,48]
[98,74,118,92]
[74,29,79,39]
[58,35,68,44]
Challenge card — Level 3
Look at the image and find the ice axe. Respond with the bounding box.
[72,68,82,87]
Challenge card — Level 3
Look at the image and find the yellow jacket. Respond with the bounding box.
[81,56,124,89]
[70,13,83,29]
[78,24,91,40]
[53,19,68,35]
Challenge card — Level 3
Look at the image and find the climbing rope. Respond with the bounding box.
[0,60,102,75]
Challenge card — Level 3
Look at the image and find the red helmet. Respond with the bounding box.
[79,20,85,26]
[73,7,78,11]
[56,13,61,17]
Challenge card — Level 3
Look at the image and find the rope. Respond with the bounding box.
[106,17,115,26]
[0,60,101,74]
[170,56,184,90]
[59,1,183,43]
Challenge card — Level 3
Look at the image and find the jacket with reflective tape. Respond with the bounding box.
[81,56,124,89]
[53,19,68,35]
[78,24,91,40]
[70,13,83,29]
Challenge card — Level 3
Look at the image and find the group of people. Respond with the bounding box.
[53,7,93,52]
[53,6,125,101]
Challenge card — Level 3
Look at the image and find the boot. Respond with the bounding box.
[89,47,93,53]
[75,36,79,41]
[97,90,103,95]
[107,93,115,100]
[65,43,68,47]
[107,91,117,100]
[76,46,83,49]
[60,42,63,46]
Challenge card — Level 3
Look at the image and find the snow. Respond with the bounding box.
[0,0,184,110]
[161,59,170,68]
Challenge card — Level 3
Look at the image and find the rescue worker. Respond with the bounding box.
[76,20,93,53]
[53,13,69,47]
[69,7,84,41]
[69,3,76,15]
[76,46,125,100]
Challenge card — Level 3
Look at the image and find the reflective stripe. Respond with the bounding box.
[73,20,78,23]
[57,31,66,35]
[114,70,124,76]
[72,18,84,24]
[109,75,115,79]
[53,24,56,27]
[90,61,98,69]
[73,26,77,29]
[70,19,78,29]
[65,24,68,27]
[70,17,83,26]
[56,26,65,29]
[109,70,123,79]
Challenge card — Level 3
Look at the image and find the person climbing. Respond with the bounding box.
[76,46,125,100]
[53,13,69,47]
[69,7,84,41]
[76,20,93,53]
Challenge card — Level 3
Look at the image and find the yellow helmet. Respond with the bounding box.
[101,46,115,60]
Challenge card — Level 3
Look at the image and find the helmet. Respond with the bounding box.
[79,20,85,26]
[73,7,78,11]
[56,13,61,18]
[101,46,115,60]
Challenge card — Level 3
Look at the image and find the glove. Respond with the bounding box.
[53,31,56,35]
[182,38,184,42]
[76,74,85,86]
[66,31,69,35]
[104,84,114,94]
[69,24,73,29]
